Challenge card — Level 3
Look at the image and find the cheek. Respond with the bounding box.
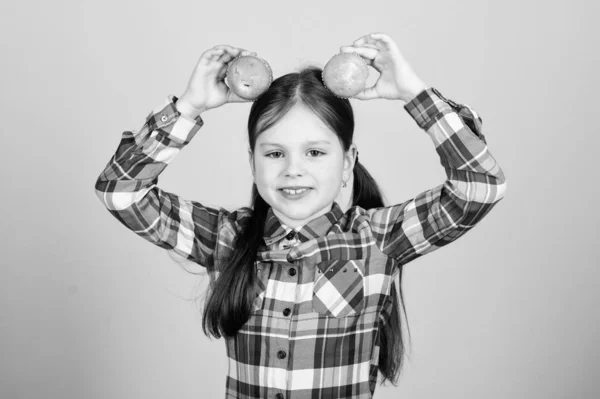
[319,162,344,187]
[254,161,277,185]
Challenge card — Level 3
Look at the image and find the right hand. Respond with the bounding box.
[178,45,258,114]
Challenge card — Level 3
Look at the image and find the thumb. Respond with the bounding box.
[353,85,379,101]
[227,88,254,103]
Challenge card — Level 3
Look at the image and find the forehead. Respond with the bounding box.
[256,105,340,147]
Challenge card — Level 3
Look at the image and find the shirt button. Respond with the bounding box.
[160,115,168,122]
[288,268,296,276]
[285,231,295,240]
[283,308,291,316]
[275,394,284,399]
[277,350,287,359]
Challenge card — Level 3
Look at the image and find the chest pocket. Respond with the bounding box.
[312,259,366,317]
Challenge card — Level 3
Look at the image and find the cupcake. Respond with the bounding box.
[225,55,273,101]
[322,52,369,99]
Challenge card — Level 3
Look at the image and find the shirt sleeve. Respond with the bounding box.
[366,87,508,265]
[94,95,242,269]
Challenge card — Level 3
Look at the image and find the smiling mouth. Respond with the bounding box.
[280,188,310,195]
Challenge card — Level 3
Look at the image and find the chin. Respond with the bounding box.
[278,207,315,221]
[276,201,333,222]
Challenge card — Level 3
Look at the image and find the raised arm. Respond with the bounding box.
[341,32,506,264]
[94,95,225,266]
[94,45,258,268]
[367,87,506,264]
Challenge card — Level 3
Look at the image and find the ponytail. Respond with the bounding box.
[353,159,410,386]
[352,157,384,210]
[202,185,269,338]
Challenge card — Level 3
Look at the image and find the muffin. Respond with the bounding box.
[225,55,273,101]
[322,52,369,99]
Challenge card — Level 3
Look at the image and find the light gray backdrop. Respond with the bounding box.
[1,0,598,398]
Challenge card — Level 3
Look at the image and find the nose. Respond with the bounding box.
[284,153,305,176]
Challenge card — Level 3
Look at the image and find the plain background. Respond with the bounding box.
[1,0,598,398]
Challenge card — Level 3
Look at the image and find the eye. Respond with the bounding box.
[266,151,283,159]
[308,149,325,157]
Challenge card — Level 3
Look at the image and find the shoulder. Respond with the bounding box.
[217,206,254,236]
[210,206,254,268]
[342,204,410,235]
[337,205,374,234]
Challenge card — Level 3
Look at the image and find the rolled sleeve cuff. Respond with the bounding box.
[145,95,205,145]
[403,87,458,131]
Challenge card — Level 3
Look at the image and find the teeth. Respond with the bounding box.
[283,188,308,195]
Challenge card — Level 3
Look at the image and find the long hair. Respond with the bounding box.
[201,67,410,386]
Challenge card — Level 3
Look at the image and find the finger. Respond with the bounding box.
[340,45,378,66]
[353,32,392,49]
[352,34,372,47]
[199,49,227,67]
[220,50,257,64]
[370,32,400,54]
[201,47,225,60]
[240,50,258,57]
[212,45,250,60]
[217,64,228,80]
[370,32,394,45]
[212,44,237,52]
[360,43,379,50]
[218,51,237,64]
[227,89,253,103]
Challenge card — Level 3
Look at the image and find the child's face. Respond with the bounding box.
[250,104,356,229]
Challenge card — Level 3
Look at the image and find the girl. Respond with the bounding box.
[95,33,507,399]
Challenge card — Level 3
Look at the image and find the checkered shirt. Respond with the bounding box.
[95,87,507,398]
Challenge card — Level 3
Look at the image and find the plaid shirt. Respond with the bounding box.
[95,87,507,398]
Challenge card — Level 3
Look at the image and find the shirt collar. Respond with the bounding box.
[263,202,344,246]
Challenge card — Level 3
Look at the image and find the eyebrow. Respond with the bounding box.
[259,140,332,147]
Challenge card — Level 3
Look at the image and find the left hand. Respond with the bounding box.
[340,32,428,102]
